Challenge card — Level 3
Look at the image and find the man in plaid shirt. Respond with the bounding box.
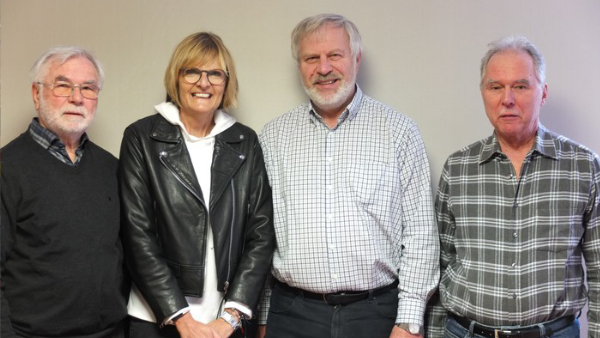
[426,35,600,338]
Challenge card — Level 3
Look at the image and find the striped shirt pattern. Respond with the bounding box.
[259,87,439,325]
[426,124,600,337]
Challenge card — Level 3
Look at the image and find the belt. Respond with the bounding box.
[276,280,399,306]
[450,314,575,338]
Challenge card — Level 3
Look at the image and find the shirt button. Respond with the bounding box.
[512,293,517,299]
[513,232,518,238]
[332,274,339,280]
[327,185,333,191]
[511,262,517,268]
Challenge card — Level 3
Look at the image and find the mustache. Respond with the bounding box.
[312,75,341,85]
[59,104,89,115]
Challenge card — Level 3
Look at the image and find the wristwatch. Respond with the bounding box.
[220,310,241,331]
[396,323,422,335]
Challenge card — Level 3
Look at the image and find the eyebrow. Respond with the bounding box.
[54,75,98,86]
[484,79,531,86]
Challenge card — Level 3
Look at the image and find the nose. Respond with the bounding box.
[316,55,333,75]
[502,88,515,107]
[68,86,85,105]
[196,72,211,88]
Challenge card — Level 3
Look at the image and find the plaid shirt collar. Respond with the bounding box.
[28,117,89,166]
[479,123,558,164]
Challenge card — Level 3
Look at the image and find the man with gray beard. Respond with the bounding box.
[257,13,439,338]
[1,46,128,338]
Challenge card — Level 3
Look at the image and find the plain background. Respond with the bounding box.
[1,0,599,335]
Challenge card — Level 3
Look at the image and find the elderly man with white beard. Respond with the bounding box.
[257,13,439,338]
[1,46,128,338]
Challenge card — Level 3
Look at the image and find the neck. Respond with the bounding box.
[497,132,536,179]
[180,111,216,137]
[58,132,84,162]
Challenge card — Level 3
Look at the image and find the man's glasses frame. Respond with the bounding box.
[36,81,101,100]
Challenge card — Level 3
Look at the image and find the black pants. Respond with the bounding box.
[265,283,398,338]
[129,316,253,338]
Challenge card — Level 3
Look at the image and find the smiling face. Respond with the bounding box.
[481,50,548,147]
[178,59,226,120]
[32,57,99,139]
[298,23,360,116]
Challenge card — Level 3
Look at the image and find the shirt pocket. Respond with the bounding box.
[342,160,396,206]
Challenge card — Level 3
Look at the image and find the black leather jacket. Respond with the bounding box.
[119,113,274,321]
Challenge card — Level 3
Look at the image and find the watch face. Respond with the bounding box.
[409,324,420,334]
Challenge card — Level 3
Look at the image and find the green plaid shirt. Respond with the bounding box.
[426,124,600,338]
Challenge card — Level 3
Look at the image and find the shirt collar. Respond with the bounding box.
[28,117,89,150]
[479,123,557,164]
[308,85,363,127]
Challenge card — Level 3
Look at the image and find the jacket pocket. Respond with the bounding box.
[166,260,204,296]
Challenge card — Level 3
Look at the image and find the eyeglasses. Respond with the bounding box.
[181,68,228,85]
[37,81,101,100]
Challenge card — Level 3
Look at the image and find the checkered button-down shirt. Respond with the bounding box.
[426,124,600,338]
[259,87,439,325]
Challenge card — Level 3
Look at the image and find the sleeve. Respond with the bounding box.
[1,164,20,338]
[394,122,440,326]
[258,273,274,325]
[256,129,276,326]
[425,161,454,338]
[118,126,188,322]
[223,136,275,313]
[583,156,600,338]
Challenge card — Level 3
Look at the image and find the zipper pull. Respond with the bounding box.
[224,281,230,292]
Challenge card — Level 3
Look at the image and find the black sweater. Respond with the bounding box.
[1,132,128,338]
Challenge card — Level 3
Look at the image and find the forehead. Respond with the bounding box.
[300,24,350,53]
[185,58,223,70]
[484,51,536,80]
[45,57,99,83]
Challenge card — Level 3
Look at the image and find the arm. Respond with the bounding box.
[583,157,600,338]
[425,163,454,338]
[393,122,440,329]
[223,137,275,311]
[1,171,19,338]
[118,126,188,321]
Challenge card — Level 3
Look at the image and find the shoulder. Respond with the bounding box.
[548,130,599,161]
[222,122,259,143]
[260,103,310,137]
[360,94,419,132]
[125,113,164,133]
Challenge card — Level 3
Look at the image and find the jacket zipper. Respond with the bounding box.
[224,181,236,292]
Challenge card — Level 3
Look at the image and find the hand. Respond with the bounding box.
[257,325,267,338]
[175,313,229,338]
[390,325,423,338]
[208,318,236,338]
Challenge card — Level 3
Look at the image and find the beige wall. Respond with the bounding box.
[1,0,599,333]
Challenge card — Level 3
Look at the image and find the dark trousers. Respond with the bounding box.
[129,316,253,338]
[265,283,398,338]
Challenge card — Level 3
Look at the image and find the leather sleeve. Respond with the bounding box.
[224,136,275,310]
[118,125,188,321]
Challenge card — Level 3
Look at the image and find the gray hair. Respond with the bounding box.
[480,35,546,86]
[291,13,363,62]
[30,46,105,88]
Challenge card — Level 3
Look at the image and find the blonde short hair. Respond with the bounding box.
[164,32,238,109]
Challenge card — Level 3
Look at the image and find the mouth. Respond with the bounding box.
[192,93,212,98]
[63,111,85,117]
